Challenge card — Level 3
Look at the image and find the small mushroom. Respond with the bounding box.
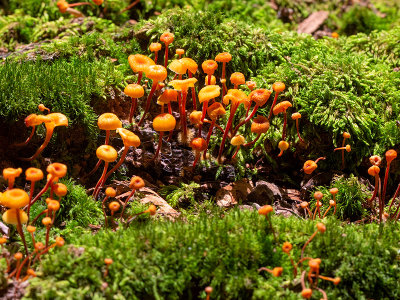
[291,112,305,143]
[273,101,292,141]
[180,58,199,110]
[152,113,176,160]
[230,135,245,160]
[149,43,162,64]
[230,72,245,89]
[268,81,285,121]
[93,145,118,199]
[128,54,155,84]
[190,137,207,168]
[3,168,22,190]
[160,32,174,68]
[201,60,218,86]
[124,84,144,125]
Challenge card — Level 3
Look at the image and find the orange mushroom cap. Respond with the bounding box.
[273,101,292,115]
[47,163,67,179]
[1,189,29,209]
[190,138,207,152]
[385,149,397,164]
[329,188,339,195]
[168,78,197,91]
[105,187,116,197]
[98,113,122,131]
[53,183,68,197]
[258,205,273,215]
[249,89,272,106]
[96,145,118,163]
[201,60,218,75]
[230,72,245,87]
[198,85,221,103]
[300,201,309,209]
[223,89,250,108]
[116,128,141,147]
[153,113,176,132]
[246,81,257,90]
[145,204,157,215]
[124,84,144,98]
[251,116,270,134]
[2,208,28,225]
[104,258,113,265]
[109,201,120,212]
[282,242,292,254]
[231,135,246,146]
[207,102,226,120]
[278,140,289,151]
[129,176,145,190]
[56,0,69,13]
[169,60,187,75]
[55,236,65,247]
[303,160,317,175]
[176,49,184,56]
[47,200,60,211]
[369,155,381,166]
[272,267,283,277]
[149,43,162,52]
[27,225,36,233]
[272,82,285,93]
[314,191,324,200]
[215,52,232,63]
[204,75,217,85]
[189,111,203,125]
[42,217,52,226]
[368,165,380,176]
[46,113,68,130]
[343,132,351,139]
[128,54,155,74]
[146,65,168,82]
[25,167,44,182]
[160,32,174,45]
[180,58,198,74]
[3,168,22,181]
[291,112,301,120]
[158,89,178,104]
[316,223,326,233]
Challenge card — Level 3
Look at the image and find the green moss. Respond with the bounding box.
[23,211,400,299]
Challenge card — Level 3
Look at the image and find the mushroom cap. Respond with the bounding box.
[47,163,67,179]
[47,113,68,127]
[24,114,51,127]
[105,187,116,197]
[273,101,292,115]
[291,112,301,120]
[258,205,273,215]
[153,113,176,132]
[42,217,52,226]
[93,0,103,4]
[25,168,44,182]
[205,75,216,85]
[246,81,257,90]
[96,145,118,162]
[368,165,380,176]
[201,60,218,75]
[128,54,155,74]
[189,111,203,125]
[1,189,29,209]
[303,160,317,175]
[205,286,213,294]
[329,188,339,195]
[207,102,226,120]
[180,58,198,74]
[56,0,69,13]
[251,116,270,134]
[124,84,144,98]
[2,208,28,225]
[146,65,168,82]
[215,52,232,63]
[231,135,245,146]
[168,60,187,75]
[47,200,60,211]
[272,81,285,93]
[160,32,174,45]
[314,191,324,200]
[369,155,381,166]
[282,242,292,253]
[198,85,221,103]
[129,176,145,190]
[98,113,122,131]
[158,89,178,104]
[109,201,120,212]
[27,225,36,233]
[54,183,68,197]
[272,267,283,277]
[3,168,22,181]
[249,89,271,106]
[316,223,326,233]
[343,131,351,139]
[190,138,207,152]
[116,128,141,147]
[223,89,250,108]
[104,258,113,265]
[149,42,162,52]
[176,49,184,55]
[230,72,245,86]
[278,140,289,151]
[385,149,397,163]
[168,78,197,91]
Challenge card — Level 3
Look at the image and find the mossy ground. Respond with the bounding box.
[1,0,400,299]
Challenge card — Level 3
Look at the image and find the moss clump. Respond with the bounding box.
[23,211,400,299]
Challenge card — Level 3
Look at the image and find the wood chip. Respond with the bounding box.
[297,11,329,34]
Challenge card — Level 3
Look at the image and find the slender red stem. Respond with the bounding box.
[138,82,157,126]
[203,119,215,160]
[120,189,136,222]
[268,92,280,121]
[129,98,138,124]
[181,90,188,142]
[137,71,143,85]
[301,230,318,259]
[282,111,288,140]
[28,177,54,209]
[232,146,240,160]
[233,104,258,135]
[389,182,400,217]
[103,147,129,185]
[16,211,29,256]
[193,152,201,169]
[121,0,140,13]
[188,71,197,110]
[217,102,239,163]
[295,119,304,143]
[93,162,109,200]
[382,162,391,208]
[27,181,36,221]
[20,126,54,161]
[14,126,35,147]
[154,52,158,64]
[198,101,209,137]
[164,44,169,68]
[244,133,261,147]
[368,175,379,203]
[88,130,110,177]
[153,132,164,160]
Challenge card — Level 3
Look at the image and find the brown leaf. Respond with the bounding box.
[297,11,329,34]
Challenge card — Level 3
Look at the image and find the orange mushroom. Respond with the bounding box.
[273,101,292,140]
[244,116,270,147]
[190,137,207,168]
[203,102,226,159]
[128,54,155,84]
[382,150,397,212]
[176,49,185,59]
[160,32,174,68]
[303,157,325,175]
[93,145,118,199]
[3,168,22,190]
[230,135,245,160]
[152,113,176,159]
[181,57,199,110]
[124,84,144,125]
[149,43,162,64]
[102,187,116,227]
[312,191,324,219]
[291,112,305,143]
[138,65,168,126]
[278,140,289,157]
[15,113,51,147]
[268,82,285,121]
[338,132,351,169]
[230,72,245,89]
[25,167,44,219]
[202,60,218,86]
[367,165,380,209]
[121,176,145,221]
[198,85,221,137]
[215,52,232,97]
[301,223,325,259]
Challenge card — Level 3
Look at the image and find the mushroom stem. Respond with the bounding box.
[120,0,140,13]
[382,161,392,209]
[282,111,288,141]
[153,132,164,160]
[30,209,48,226]
[268,91,280,121]
[128,98,138,124]
[193,152,201,169]
[232,146,241,160]
[68,2,93,8]
[167,103,174,142]
[188,71,197,110]
[368,174,379,203]
[16,211,29,256]
[14,126,35,147]
[93,162,109,200]
[19,126,54,161]
[87,130,110,177]
[45,224,51,248]
[164,45,169,68]
[217,102,239,163]
[301,230,318,259]
[181,90,188,142]
[314,157,326,164]
[295,119,304,143]
[27,181,36,220]
[322,205,332,218]
[101,147,129,188]
[102,195,109,227]
[16,255,30,281]
[138,81,158,127]
[198,100,209,137]
[233,104,259,135]
[389,182,400,217]
[203,119,215,160]
[154,52,159,64]
[120,189,136,222]
[137,71,143,85]
[28,177,54,210]
[244,133,261,147]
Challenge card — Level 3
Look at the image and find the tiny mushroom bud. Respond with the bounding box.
[105,187,116,198]
[282,242,292,254]
[149,43,162,63]
[258,205,273,216]
[104,258,113,265]
[42,217,52,226]
[109,201,120,213]
[230,72,245,89]
[230,135,246,160]
[160,32,174,68]
[278,140,289,157]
